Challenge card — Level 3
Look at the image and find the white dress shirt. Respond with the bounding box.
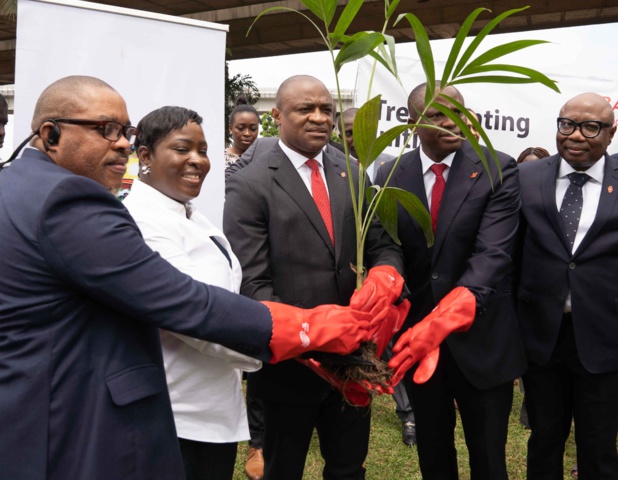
[420,148,456,209]
[123,179,261,443]
[555,156,604,312]
[279,139,330,196]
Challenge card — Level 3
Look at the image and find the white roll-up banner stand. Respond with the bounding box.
[15,0,227,226]
[355,28,618,160]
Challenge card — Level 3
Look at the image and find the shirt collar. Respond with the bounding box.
[558,155,605,184]
[130,179,192,217]
[419,148,456,175]
[278,139,325,171]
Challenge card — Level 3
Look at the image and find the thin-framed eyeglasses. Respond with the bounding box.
[557,117,612,139]
[54,118,138,144]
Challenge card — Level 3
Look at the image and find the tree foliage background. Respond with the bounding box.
[225,53,260,144]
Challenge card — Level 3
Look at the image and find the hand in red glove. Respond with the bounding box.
[371,299,411,357]
[264,301,372,364]
[350,265,410,357]
[350,265,405,313]
[297,357,394,407]
[413,347,440,385]
[389,287,475,385]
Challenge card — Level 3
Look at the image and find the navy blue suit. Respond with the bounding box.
[375,141,526,480]
[518,153,618,479]
[0,149,273,480]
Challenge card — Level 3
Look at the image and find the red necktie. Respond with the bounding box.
[306,159,334,245]
[430,163,447,232]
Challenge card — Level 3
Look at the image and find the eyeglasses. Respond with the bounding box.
[55,118,138,144]
[557,117,612,139]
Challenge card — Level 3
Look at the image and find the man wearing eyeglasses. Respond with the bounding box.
[0,76,374,480]
[517,92,618,479]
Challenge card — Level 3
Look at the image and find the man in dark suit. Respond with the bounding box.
[0,75,373,480]
[376,82,526,480]
[517,92,618,479]
[227,123,364,480]
[223,75,405,480]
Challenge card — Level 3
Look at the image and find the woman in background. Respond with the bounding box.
[225,97,260,168]
[124,106,261,480]
[517,146,550,164]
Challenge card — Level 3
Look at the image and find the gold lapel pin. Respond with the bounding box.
[609,185,614,193]
[470,172,479,179]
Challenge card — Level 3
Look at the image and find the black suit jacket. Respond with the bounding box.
[223,142,404,402]
[375,141,527,389]
[517,153,618,374]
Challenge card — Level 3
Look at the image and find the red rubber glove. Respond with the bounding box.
[297,357,394,407]
[389,287,475,385]
[264,301,372,364]
[372,299,411,357]
[350,265,405,313]
[350,265,410,357]
[413,347,440,385]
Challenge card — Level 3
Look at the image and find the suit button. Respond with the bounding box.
[431,272,439,280]
[557,296,565,303]
[336,268,342,275]
[569,262,576,270]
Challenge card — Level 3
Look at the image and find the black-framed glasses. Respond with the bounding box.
[55,118,138,144]
[557,117,612,139]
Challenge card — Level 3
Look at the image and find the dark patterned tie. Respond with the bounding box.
[560,172,591,250]
[430,163,447,232]
[306,159,334,245]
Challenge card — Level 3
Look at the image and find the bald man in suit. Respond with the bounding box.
[517,93,618,479]
[224,75,404,480]
[376,82,526,480]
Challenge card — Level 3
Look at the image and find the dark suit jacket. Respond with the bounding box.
[375,141,527,389]
[223,142,403,403]
[517,152,618,373]
[0,149,274,480]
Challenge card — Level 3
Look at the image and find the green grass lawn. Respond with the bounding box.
[233,385,579,479]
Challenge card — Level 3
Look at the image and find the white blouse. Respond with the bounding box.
[123,179,261,443]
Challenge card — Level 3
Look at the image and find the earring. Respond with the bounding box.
[141,165,151,175]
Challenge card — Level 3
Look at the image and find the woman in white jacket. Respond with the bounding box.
[123,106,260,480]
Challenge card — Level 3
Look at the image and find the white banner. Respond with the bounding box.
[356,26,618,160]
[15,0,227,225]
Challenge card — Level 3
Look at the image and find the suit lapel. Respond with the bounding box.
[271,148,335,256]
[391,150,428,210]
[540,155,571,253]
[324,152,349,261]
[432,147,481,258]
[574,153,618,255]
[386,150,431,249]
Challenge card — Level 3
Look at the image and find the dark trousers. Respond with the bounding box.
[404,345,512,480]
[178,437,237,480]
[523,315,618,480]
[246,373,264,449]
[384,340,415,423]
[261,389,370,480]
